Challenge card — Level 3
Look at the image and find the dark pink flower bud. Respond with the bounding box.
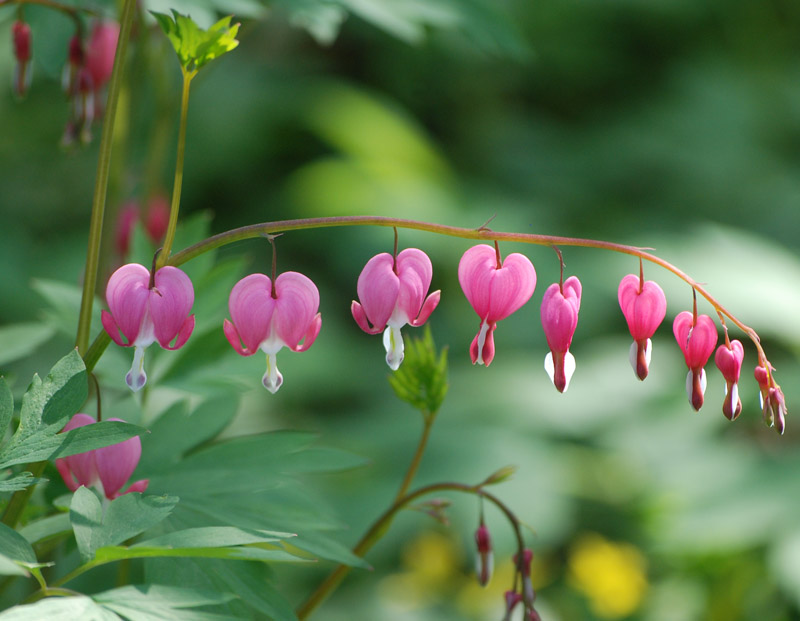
[115,201,139,258]
[514,548,535,606]
[541,276,581,393]
[102,263,195,391]
[502,590,523,621]
[85,21,119,89]
[144,194,170,244]
[755,364,787,434]
[224,272,321,393]
[55,414,148,500]
[673,311,718,411]
[714,340,744,421]
[618,273,667,380]
[351,248,440,370]
[62,34,84,96]
[12,20,32,98]
[474,522,493,587]
[459,244,536,367]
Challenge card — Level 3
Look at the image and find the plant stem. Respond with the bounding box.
[74,0,137,355]
[394,416,433,502]
[157,69,194,269]
[296,481,520,620]
[1,461,46,528]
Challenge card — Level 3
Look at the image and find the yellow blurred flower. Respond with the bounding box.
[568,533,648,618]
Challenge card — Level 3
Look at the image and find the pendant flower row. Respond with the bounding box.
[100,243,786,431]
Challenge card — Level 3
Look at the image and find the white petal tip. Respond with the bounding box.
[544,352,555,384]
[383,325,405,371]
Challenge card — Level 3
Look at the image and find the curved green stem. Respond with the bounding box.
[394,416,433,502]
[157,69,195,268]
[296,481,521,620]
[74,0,137,355]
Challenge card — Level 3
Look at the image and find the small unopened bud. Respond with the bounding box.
[514,548,535,606]
[474,522,493,587]
[144,194,170,243]
[755,363,788,434]
[62,34,84,96]
[12,20,32,99]
[501,590,522,621]
[115,201,140,258]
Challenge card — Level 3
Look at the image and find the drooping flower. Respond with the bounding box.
[617,273,667,380]
[12,20,32,99]
[102,263,195,392]
[672,311,717,411]
[62,34,84,96]
[541,276,582,393]
[755,363,787,434]
[458,244,536,366]
[714,340,744,420]
[224,272,321,393]
[85,21,119,91]
[351,248,440,370]
[55,414,148,500]
[474,521,493,587]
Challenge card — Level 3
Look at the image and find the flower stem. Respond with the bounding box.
[156,69,194,269]
[296,481,521,620]
[74,0,137,355]
[394,416,433,502]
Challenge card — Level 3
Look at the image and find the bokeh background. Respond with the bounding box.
[1,0,800,619]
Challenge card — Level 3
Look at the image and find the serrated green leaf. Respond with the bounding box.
[0,377,12,438]
[0,471,44,492]
[0,522,36,565]
[0,323,56,367]
[152,11,239,73]
[70,488,179,562]
[93,584,237,621]
[135,526,295,549]
[19,512,72,545]
[0,596,120,620]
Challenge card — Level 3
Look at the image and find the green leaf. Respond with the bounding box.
[0,552,29,577]
[0,377,12,438]
[70,488,179,562]
[19,512,72,545]
[387,325,448,417]
[0,596,120,620]
[93,585,237,621]
[0,323,55,367]
[95,545,305,564]
[0,471,44,492]
[152,11,239,73]
[135,526,295,549]
[0,522,37,565]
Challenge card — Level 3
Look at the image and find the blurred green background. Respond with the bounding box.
[1,0,800,619]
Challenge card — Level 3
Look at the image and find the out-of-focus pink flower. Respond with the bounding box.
[351,249,440,370]
[673,311,717,411]
[62,34,84,95]
[458,244,536,366]
[474,522,493,587]
[12,20,32,98]
[224,272,321,393]
[715,340,744,420]
[145,194,170,244]
[541,276,582,393]
[115,201,139,258]
[618,273,667,380]
[55,414,148,500]
[85,21,119,90]
[102,263,195,391]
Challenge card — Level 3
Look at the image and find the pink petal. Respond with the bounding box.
[105,263,150,344]
[85,21,119,88]
[58,414,99,489]
[94,418,141,500]
[101,310,128,346]
[355,253,398,332]
[150,266,194,349]
[228,274,275,353]
[459,245,497,320]
[121,479,149,495]
[351,301,383,335]
[673,312,718,369]
[292,313,322,352]
[409,290,440,327]
[223,319,252,356]
[541,281,581,354]
[618,275,666,341]
[393,249,433,324]
[714,340,744,383]
[55,459,80,492]
[273,272,320,350]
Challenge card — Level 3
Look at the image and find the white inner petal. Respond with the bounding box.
[685,370,693,403]
[383,325,404,371]
[644,338,652,366]
[125,345,148,392]
[562,351,576,392]
[544,352,555,385]
[476,319,490,366]
[262,352,283,394]
[628,341,638,374]
[699,368,707,394]
[730,382,739,408]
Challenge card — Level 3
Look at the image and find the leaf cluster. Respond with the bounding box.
[152,11,240,75]
[387,326,449,420]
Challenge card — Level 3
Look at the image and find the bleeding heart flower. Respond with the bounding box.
[755,363,787,434]
[458,244,536,366]
[102,263,195,392]
[541,276,582,393]
[351,248,440,370]
[55,414,148,500]
[715,340,744,420]
[673,311,717,411]
[12,20,32,99]
[474,521,493,587]
[224,272,321,393]
[85,21,119,90]
[617,273,667,380]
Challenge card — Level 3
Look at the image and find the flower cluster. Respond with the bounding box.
[100,242,787,432]
[56,414,148,500]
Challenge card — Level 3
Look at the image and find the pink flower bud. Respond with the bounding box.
[55,414,148,500]
[144,194,170,244]
[224,272,321,393]
[541,276,581,393]
[114,201,140,258]
[617,273,667,380]
[12,21,32,99]
[672,311,717,411]
[85,21,119,90]
[714,340,744,421]
[351,248,440,370]
[513,548,535,607]
[502,590,523,621]
[62,34,84,95]
[102,263,195,391]
[458,244,536,366]
[474,522,493,587]
[754,364,787,434]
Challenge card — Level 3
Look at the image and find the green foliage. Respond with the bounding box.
[0,324,55,367]
[0,379,12,439]
[387,326,448,418]
[152,11,240,74]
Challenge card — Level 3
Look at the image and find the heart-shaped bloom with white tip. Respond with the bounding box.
[541,276,582,393]
[223,272,321,393]
[351,249,440,370]
[715,340,744,420]
[458,244,536,367]
[673,311,718,411]
[618,273,667,381]
[101,263,195,392]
